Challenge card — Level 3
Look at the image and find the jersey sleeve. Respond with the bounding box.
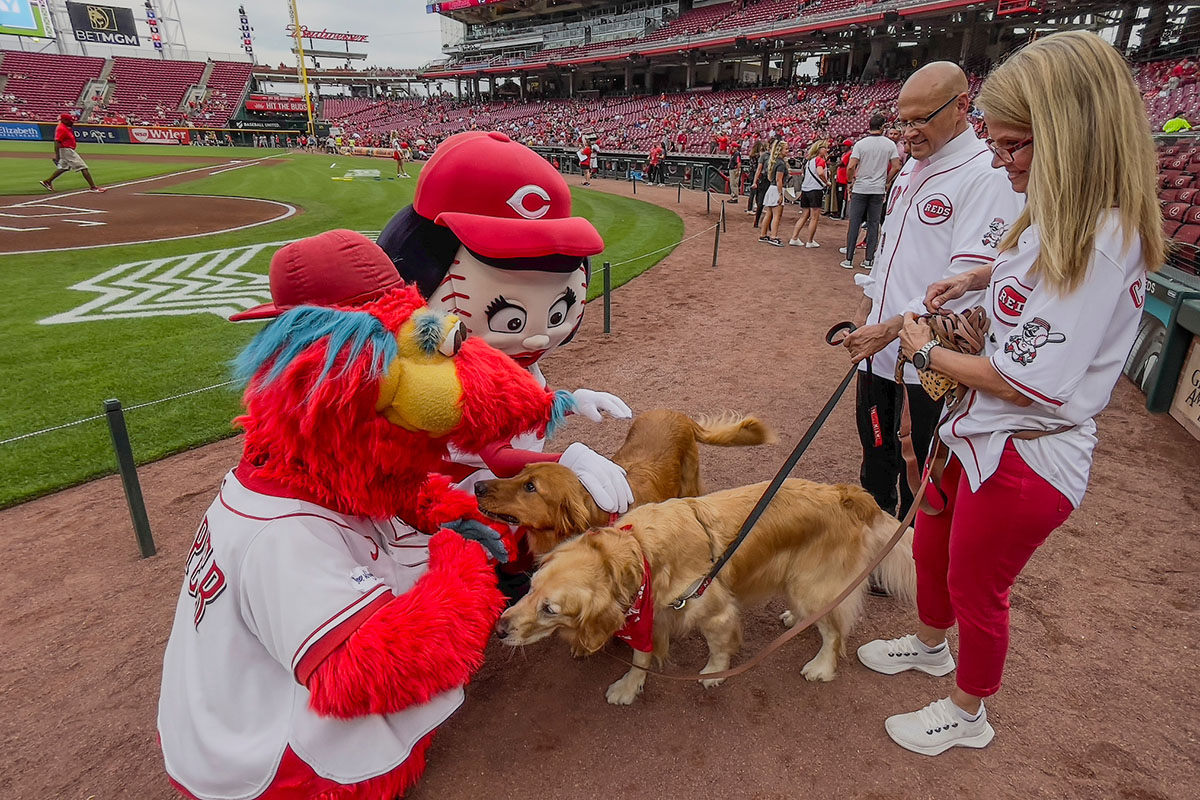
[949,169,1022,267]
[989,256,1127,414]
[238,519,394,686]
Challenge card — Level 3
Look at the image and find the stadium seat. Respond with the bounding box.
[1173,224,1200,246]
[1163,202,1190,221]
[1185,205,1200,225]
[1164,220,1183,239]
[1176,188,1197,203]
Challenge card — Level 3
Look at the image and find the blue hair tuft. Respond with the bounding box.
[413,311,444,356]
[547,389,576,438]
[232,306,398,391]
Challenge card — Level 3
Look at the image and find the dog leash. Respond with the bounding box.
[668,321,861,611]
[601,461,930,682]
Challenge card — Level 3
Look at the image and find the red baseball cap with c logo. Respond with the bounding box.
[414,131,603,260]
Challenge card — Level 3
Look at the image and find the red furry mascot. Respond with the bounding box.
[157,230,575,800]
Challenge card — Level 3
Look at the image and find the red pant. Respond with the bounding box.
[914,441,1073,697]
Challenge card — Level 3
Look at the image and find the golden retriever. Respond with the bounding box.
[495,479,916,704]
[474,409,775,556]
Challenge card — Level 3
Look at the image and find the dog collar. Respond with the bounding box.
[614,555,654,653]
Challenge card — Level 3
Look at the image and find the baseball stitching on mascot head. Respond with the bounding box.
[377,131,605,367]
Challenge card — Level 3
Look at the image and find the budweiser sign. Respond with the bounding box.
[130,127,191,145]
[285,24,368,43]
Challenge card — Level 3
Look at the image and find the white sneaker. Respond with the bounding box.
[789,238,804,246]
[861,260,873,270]
[857,634,956,676]
[885,698,995,756]
[806,241,820,248]
[838,246,848,254]
[840,260,855,270]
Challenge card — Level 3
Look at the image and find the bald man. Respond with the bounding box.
[841,61,1023,522]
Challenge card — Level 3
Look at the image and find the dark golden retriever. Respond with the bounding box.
[473,409,774,556]
[495,479,916,704]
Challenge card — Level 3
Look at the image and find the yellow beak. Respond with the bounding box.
[374,314,464,436]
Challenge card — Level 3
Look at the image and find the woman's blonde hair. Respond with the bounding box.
[807,139,829,160]
[767,139,788,171]
[977,30,1164,293]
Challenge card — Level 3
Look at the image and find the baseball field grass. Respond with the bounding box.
[0,145,683,507]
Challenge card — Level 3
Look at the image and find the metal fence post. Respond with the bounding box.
[603,261,612,334]
[104,399,156,558]
[712,218,721,269]
[721,200,727,233]
[677,182,681,204]
[632,175,637,195]
[706,190,711,215]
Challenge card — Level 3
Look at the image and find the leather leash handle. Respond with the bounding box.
[603,453,933,683]
[669,322,859,610]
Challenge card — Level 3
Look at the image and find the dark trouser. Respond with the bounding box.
[855,370,944,519]
[834,182,847,217]
[648,163,661,182]
[752,181,770,226]
[845,192,885,261]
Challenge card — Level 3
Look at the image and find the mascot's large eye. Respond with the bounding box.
[547,288,577,328]
[486,296,527,334]
[438,319,467,357]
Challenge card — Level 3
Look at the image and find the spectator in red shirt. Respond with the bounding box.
[717,132,730,153]
[833,138,852,219]
[677,131,687,152]
[40,114,105,193]
[646,143,664,185]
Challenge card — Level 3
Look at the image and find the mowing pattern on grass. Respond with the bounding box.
[0,148,682,506]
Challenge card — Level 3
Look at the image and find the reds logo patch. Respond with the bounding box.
[506,184,552,220]
[1129,278,1146,309]
[1004,317,1066,366]
[919,194,953,225]
[993,276,1031,324]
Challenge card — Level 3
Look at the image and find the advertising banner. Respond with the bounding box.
[66,123,126,143]
[129,126,191,145]
[66,2,140,46]
[245,96,309,113]
[0,121,42,140]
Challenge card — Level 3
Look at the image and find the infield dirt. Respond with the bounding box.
[0,178,1195,800]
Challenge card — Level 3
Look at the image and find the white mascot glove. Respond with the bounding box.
[570,388,633,423]
[559,442,635,514]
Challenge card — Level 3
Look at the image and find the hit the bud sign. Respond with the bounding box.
[66,2,140,46]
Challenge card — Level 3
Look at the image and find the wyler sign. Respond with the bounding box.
[66,2,139,46]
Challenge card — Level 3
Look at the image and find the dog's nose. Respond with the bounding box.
[474,482,489,497]
[494,617,509,639]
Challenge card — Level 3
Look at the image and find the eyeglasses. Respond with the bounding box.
[985,137,1033,165]
[894,95,960,131]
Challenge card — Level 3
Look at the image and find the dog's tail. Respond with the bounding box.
[839,485,917,607]
[691,413,778,447]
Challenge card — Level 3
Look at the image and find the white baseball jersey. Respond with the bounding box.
[940,210,1148,507]
[864,127,1024,383]
[158,467,464,800]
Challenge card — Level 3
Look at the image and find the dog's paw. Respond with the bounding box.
[699,676,726,689]
[605,677,644,705]
[780,610,797,628]
[801,657,836,682]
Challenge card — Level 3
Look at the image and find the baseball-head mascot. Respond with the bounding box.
[377,131,634,534]
[157,230,575,800]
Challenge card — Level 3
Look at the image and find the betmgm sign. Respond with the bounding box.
[66,1,140,46]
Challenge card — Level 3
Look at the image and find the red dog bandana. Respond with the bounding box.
[615,555,654,653]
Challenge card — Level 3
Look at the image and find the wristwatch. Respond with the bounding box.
[911,340,940,371]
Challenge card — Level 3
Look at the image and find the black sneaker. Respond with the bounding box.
[769,237,785,247]
[759,235,771,243]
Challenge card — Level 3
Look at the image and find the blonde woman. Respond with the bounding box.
[859,31,1164,755]
[757,140,789,247]
[789,139,829,247]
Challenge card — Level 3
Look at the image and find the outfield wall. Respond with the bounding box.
[0,120,307,146]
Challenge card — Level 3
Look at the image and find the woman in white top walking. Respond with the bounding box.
[857,30,1165,755]
[790,140,829,248]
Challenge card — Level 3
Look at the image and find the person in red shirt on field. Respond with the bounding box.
[646,142,664,185]
[40,114,105,193]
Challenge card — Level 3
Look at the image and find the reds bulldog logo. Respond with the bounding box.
[1005,317,1066,365]
[919,193,953,225]
[993,276,1031,323]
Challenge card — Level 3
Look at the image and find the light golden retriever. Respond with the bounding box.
[474,409,775,556]
[495,479,916,704]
